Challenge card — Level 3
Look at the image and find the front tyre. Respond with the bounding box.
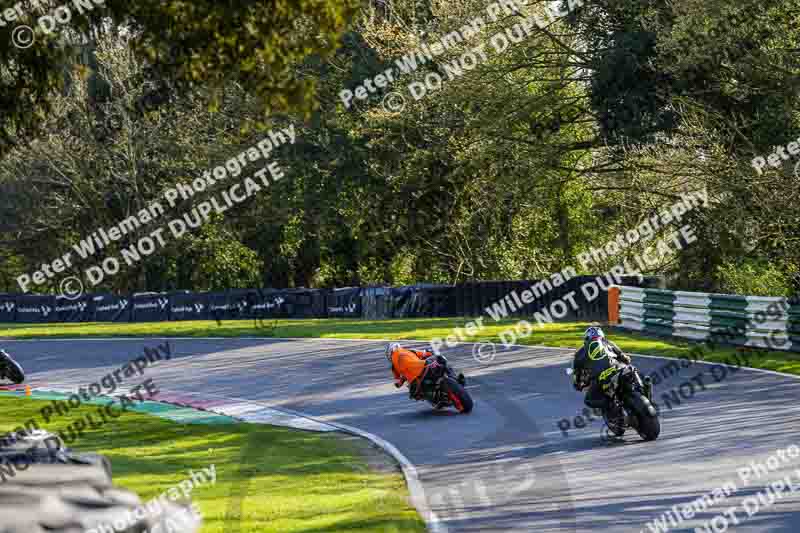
[443,377,473,414]
[603,407,626,437]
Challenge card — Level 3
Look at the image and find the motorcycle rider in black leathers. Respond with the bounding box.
[571,327,639,433]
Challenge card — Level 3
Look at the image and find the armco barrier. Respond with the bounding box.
[613,285,800,352]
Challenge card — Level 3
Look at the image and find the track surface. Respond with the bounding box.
[6,337,800,532]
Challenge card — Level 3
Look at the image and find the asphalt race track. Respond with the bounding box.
[6,337,800,533]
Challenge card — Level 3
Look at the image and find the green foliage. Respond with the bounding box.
[1,0,798,294]
[176,218,264,291]
[0,253,26,293]
[0,0,358,156]
[716,261,798,297]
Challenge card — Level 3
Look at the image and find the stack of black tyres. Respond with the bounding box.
[0,430,201,533]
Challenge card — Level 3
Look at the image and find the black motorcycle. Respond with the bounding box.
[415,355,473,414]
[0,350,25,385]
[567,364,660,441]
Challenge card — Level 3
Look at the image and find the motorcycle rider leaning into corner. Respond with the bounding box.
[571,327,651,428]
[386,343,436,400]
[0,349,25,385]
[385,343,465,402]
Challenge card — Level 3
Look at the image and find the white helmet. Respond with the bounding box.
[385,343,401,362]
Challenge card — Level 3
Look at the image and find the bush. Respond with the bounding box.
[716,261,798,297]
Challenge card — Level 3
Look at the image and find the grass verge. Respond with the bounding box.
[0,395,425,533]
[1,317,799,376]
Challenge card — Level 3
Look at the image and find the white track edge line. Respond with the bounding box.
[155,388,447,533]
[316,418,447,533]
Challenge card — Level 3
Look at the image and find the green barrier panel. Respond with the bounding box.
[643,289,674,337]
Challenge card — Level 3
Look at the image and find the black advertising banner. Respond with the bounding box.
[0,275,655,324]
[92,294,132,322]
[288,289,324,318]
[14,295,56,324]
[311,290,328,317]
[207,292,245,321]
[230,290,256,320]
[228,289,258,320]
[53,297,93,322]
[390,285,454,318]
[131,294,171,322]
[0,296,16,323]
[421,285,456,317]
[327,288,362,318]
[169,292,210,321]
[248,290,289,318]
[307,289,328,317]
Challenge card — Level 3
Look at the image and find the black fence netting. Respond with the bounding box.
[0,275,660,324]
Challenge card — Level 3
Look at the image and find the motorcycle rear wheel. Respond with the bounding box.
[443,377,473,414]
[636,412,661,441]
[4,359,24,384]
[627,392,660,441]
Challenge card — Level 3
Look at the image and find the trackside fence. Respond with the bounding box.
[612,285,800,352]
[0,276,657,324]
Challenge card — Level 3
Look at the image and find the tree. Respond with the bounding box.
[0,27,281,293]
[0,0,358,156]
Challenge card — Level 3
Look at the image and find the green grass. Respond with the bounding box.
[0,396,425,533]
[2,317,799,377]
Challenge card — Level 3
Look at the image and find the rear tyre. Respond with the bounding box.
[627,392,660,441]
[4,359,24,384]
[443,377,473,414]
[637,413,661,441]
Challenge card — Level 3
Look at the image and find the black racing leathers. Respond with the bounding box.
[572,338,631,410]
